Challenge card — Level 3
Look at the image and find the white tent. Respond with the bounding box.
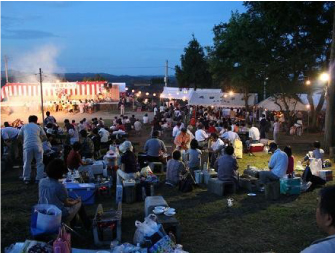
[160,87,192,100]
[188,90,223,106]
[188,91,258,108]
[257,96,308,111]
[221,93,258,108]
[298,92,326,110]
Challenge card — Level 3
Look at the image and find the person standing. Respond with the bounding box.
[260,114,268,139]
[273,119,280,144]
[120,99,125,115]
[18,115,47,184]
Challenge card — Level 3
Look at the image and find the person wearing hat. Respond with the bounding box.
[117,141,139,185]
[258,142,288,187]
[144,130,167,163]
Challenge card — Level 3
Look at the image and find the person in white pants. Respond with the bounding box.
[18,115,47,184]
[120,104,125,115]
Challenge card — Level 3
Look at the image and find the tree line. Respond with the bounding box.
[175,1,334,131]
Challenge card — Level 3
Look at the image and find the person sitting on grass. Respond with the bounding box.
[166,150,187,187]
[284,146,294,177]
[258,142,288,189]
[186,139,202,177]
[39,159,91,229]
[303,141,325,163]
[67,142,84,171]
[117,141,139,185]
[79,129,94,158]
[214,145,238,186]
[301,186,335,253]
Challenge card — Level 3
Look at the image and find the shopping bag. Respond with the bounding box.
[53,225,71,253]
[148,235,175,253]
[31,204,62,236]
[233,139,243,159]
[310,159,322,176]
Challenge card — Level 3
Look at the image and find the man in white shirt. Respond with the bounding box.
[18,115,47,184]
[172,122,182,138]
[258,143,288,186]
[143,114,149,124]
[160,105,165,113]
[246,123,260,148]
[1,122,20,161]
[195,123,209,148]
[222,124,240,144]
[134,119,142,133]
[99,127,110,144]
[154,107,158,116]
[301,186,335,253]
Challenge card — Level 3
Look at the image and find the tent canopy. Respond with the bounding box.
[257,96,308,111]
[161,87,258,107]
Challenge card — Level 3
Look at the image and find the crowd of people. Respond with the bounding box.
[1,101,334,252]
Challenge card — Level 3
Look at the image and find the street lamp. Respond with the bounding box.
[319,72,330,82]
[153,93,156,97]
[132,89,135,93]
[306,80,311,85]
[229,90,234,96]
[146,92,149,96]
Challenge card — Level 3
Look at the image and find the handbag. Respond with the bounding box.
[53,225,71,253]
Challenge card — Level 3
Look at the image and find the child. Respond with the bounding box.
[284,146,294,177]
[186,139,202,177]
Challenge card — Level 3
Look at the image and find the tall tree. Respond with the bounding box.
[324,6,335,152]
[175,35,212,90]
[208,12,268,109]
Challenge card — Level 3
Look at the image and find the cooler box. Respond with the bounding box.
[280,178,301,195]
[65,183,96,205]
[91,160,105,175]
[250,143,264,152]
[319,170,333,182]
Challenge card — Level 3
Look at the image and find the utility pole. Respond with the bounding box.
[164,60,168,87]
[324,7,335,153]
[263,77,268,100]
[39,68,45,126]
[4,55,9,83]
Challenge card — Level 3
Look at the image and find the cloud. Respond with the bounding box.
[2,29,59,40]
[1,15,41,28]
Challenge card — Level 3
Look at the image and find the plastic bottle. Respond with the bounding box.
[150,185,154,196]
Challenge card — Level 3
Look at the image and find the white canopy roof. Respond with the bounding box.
[257,96,308,111]
[161,87,258,107]
[160,87,192,100]
[298,92,326,110]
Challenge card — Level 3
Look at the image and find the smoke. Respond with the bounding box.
[4,44,65,114]
[10,44,64,83]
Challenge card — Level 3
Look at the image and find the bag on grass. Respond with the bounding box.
[53,225,71,253]
[31,203,62,236]
[148,235,175,253]
[179,171,196,193]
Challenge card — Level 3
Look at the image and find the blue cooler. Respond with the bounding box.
[65,183,96,205]
[280,178,301,195]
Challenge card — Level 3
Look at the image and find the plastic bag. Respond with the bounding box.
[310,159,322,176]
[141,166,153,177]
[31,204,62,236]
[133,215,160,245]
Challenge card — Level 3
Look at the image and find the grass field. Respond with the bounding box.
[1,125,335,253]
